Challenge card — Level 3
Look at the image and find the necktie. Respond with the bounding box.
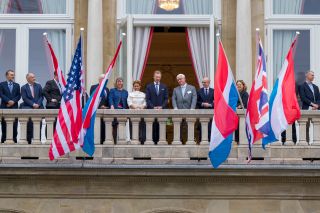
[205,88,208,96]
[8,82,13,93]
[155,83,159,95]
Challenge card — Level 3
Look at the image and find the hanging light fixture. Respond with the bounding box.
[158,0,180,11]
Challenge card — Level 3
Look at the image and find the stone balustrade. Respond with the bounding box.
[0,109,319,165]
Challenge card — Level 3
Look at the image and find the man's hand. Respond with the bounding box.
[33,103,40,109]
[311,103,319,109]
[6,100,14,107]
[51,99,57,102]
[100,105,107,109]
[110,105,115,109]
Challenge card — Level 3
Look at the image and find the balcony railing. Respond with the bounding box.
[0,109,319,165]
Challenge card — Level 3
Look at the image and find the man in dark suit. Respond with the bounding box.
[43,72,62,109]
[145,70,168,143]
[299,70,320,110]
[0,70,21,143]
[90,74,110,143]
[20,73,44,143]
[197,77,214,142]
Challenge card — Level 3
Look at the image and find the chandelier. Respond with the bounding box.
[158,0,180,11]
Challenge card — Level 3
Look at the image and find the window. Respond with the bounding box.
[273,0,320,15]
[0,29,15,81]
[0,0,66,14]
[0,1,73,85]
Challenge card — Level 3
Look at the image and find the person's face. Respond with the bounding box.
[177,76,186,86]
[133,83,141,91]
[154,73,161,82]
[6,71,15,81]
[116,79,123,89]
[27,74,36,84]
[202,78,210,88]
[307,72,315,82]
[236,82,244,92]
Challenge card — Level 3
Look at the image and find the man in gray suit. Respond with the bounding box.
[172,74,197,109]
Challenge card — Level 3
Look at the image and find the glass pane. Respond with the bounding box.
[0,29,15,82]
[29,29,66,87]
[0,0,66,14]
[273,0,320,15]
[126,0,213,15]
[273,30,310,85]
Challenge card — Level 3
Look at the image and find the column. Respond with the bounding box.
[312,118,320,145]
[32,117,42,144]
[236,0,252,88]
[158,118,167,145]
[144,118,154,145]
[94,115,101,145]
[18,118,29,144]
[4,117,14,144]
[117,117,127,145]
[199,118,210,145]
[297,118,308,146]
[186,118,195,145]
[172,118,182,145]
[103,117,114,145]
[130,117,141,145]
[87,0,103,92]
[45,117,56,144]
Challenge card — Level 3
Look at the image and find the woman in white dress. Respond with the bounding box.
[127,80,146,143]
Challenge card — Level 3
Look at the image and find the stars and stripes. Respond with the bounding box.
[48,36,83,160]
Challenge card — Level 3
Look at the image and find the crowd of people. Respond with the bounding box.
[0,69,319,144]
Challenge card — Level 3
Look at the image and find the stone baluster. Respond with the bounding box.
[238,114,247,145]
[158,118,167,145]
[186,118,196,145]
[103,117,114,145]
[18,117,29,144]
[130,117,141,145]
[117,117,127,145]
[32,117,42,144]
[297,118,309,146]
[172,118,182,145]
[45,117,56,144]
[94,115,101,145]
[284,124,294,146]
[144,118,154,145]
[199,118,210,145]
[312,118,320,145]
[4,117,15,144]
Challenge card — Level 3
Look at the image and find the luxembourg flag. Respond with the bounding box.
[209,40,239,168]
[246,37,270,159]
[262,36,301,147]
[79,41,122,156]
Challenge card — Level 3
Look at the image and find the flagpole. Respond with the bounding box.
[80,27,87,104]
[216,32,246,111]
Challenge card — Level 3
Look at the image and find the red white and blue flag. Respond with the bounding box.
[262,36,301,147]
[209,40,239,168]
[79,41,122,156]
[48,36,83,160]
[45,36,67,92]
[245,38,270,159]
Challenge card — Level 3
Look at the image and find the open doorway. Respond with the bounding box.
[140,27,200,108]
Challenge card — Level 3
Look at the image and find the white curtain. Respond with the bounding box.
[273,0,303,81]
[184,0,211,86]
[0,0,10,56]
[40,0,66,14]
[128,0,156,81]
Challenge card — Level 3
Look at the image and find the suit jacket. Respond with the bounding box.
[299,82,320,110]
[20,83,44,109]
[43,79,62,109]
[172,84,197,109]
[145,82,168,109]
[108,88,128,109]
[0,81,21,109]
[90,84,109,108]
[237,91,249,109]
[197,87,214,109]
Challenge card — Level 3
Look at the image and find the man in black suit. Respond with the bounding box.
[43,72,63,109]
[90,74,110,143]
[20,73,44,143]
[197,77,214,142]
[0,70,21,143]
[145,70,168,143]
[299,70,320,110]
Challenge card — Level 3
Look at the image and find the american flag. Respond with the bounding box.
[245,38,270,160]
[45,36,67,92]
[49,37,83,160]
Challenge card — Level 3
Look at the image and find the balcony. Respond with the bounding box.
[0,109,319,167]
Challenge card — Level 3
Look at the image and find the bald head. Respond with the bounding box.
[26,73,36,84]
[202,77,210,88]
[306,70,314,82]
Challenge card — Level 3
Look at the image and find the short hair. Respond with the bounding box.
[114,77,124,87]
[154,70,162,75]
[5,69,14,76]
[306,70,314,75]
[236,80,247,92]
[133,80,141,86]
[176,74,185,79]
